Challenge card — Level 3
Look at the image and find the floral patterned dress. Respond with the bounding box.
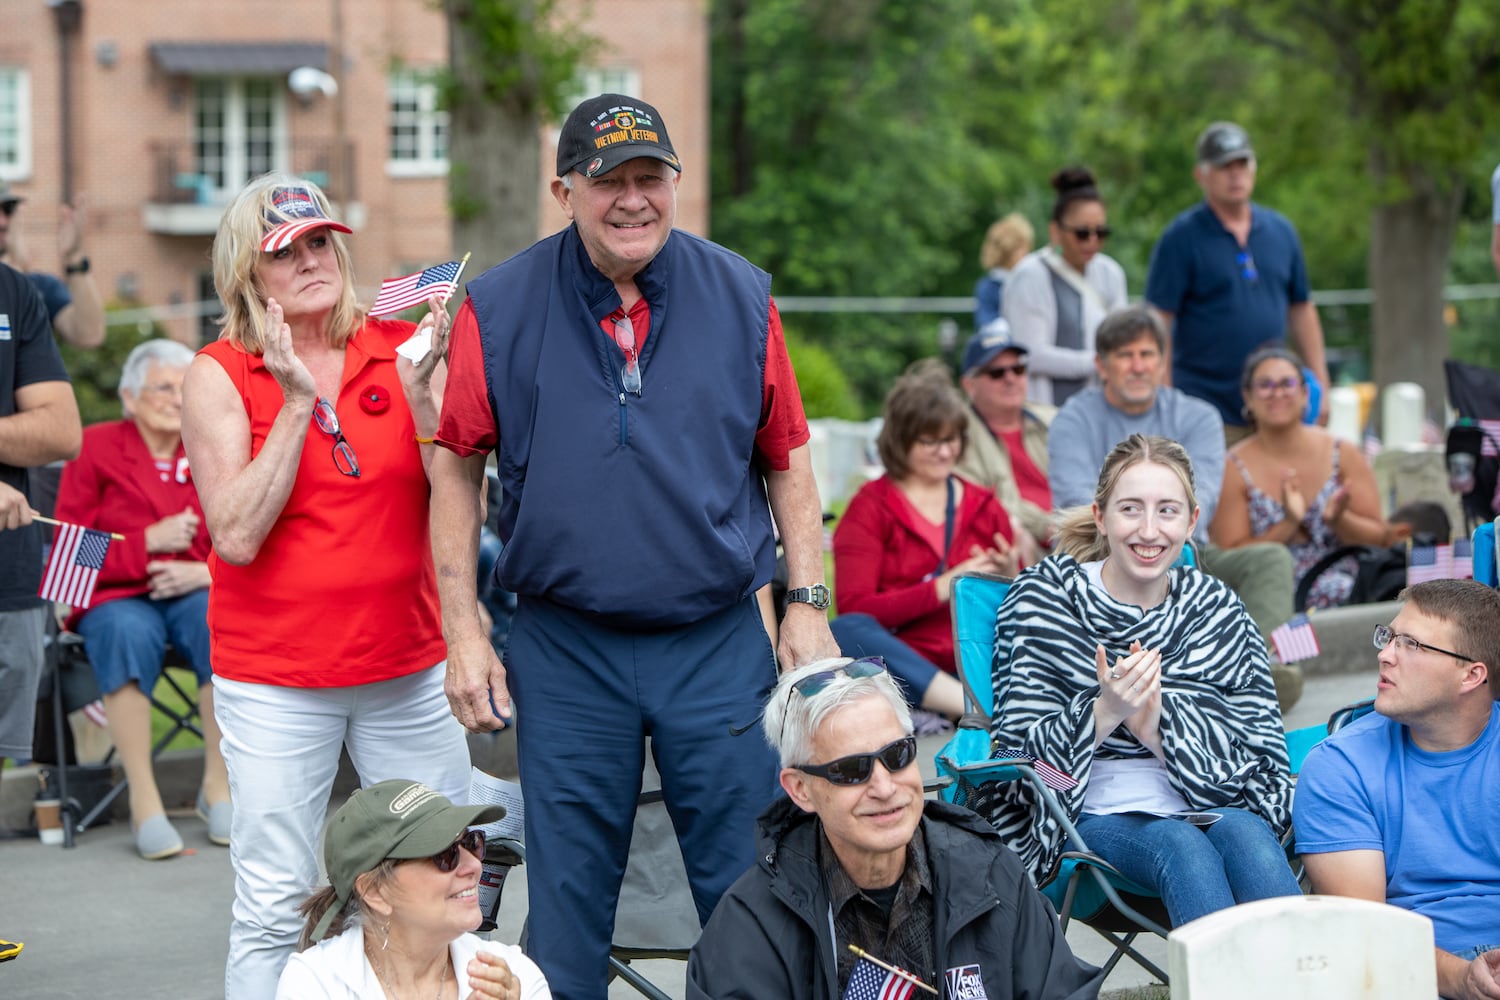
[1229,447,1355,609]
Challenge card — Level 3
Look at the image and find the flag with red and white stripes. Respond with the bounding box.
[1271,613,1321,664]
[369,259,464,317]
[991,747,1079,791]
[38,522,112,609]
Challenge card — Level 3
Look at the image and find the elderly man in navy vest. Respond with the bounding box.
[429,93,839,1000]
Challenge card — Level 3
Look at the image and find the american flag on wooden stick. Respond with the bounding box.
[991,747,1079,791]
[38,522,112,609]
[369,254,469,317]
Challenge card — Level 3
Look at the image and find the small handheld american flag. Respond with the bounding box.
[369,254,469,317]
[990,747,1079,791]
[1270,613,1320,664]
[38,521,113,609]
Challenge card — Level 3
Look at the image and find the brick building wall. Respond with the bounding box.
[0,0,707,344]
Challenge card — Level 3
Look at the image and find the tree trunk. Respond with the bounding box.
[445,0,543,268]
[1367,149,1463,423]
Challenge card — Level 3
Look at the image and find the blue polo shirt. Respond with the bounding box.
[1145,201,1310,426]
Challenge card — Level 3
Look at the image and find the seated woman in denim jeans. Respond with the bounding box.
[977,433,1300,927]
[53,338,228,860]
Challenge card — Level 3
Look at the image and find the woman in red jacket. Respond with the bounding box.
[831,360,1019,720]
[54,338,226,860]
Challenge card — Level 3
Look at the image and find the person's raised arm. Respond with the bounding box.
[430,446,508,732]
[0,380,80,467]
[50,195,105,349]
[766,443,840,670]
[179,306,317,565]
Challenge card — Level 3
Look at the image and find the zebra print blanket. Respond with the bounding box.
[978,553,1293,886]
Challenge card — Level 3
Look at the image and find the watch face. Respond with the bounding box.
[791,584,831,610]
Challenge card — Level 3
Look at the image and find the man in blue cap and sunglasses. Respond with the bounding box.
[688,657,1103,1000]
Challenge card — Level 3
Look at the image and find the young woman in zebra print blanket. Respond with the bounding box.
[977,434,1300,926]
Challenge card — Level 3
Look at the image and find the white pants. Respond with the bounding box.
[215,663,471,1000]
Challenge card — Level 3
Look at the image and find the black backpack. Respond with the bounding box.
[1293,544,1408,612]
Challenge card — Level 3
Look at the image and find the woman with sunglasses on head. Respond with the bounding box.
[182,173,472,999]
[831,361,1020,725]
[278,780,550,999]
[1208,347,1407,609]
[977,434,1300,928]
[1001,166,1128,407]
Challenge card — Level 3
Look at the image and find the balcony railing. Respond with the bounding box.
[147,137,357,211]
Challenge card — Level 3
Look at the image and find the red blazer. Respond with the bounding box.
[832,474,1013,674]
[53,419,211,628]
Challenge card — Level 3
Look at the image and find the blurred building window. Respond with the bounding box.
[387,70,447,177]
[0,67,32,179]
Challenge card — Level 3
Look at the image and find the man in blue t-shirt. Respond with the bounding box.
[1145,122,1329,441]
[1296,579,1500,1000]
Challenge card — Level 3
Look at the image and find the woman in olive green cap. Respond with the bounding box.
[276,780,550,999]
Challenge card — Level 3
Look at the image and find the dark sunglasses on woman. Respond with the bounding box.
[420,828,486,872]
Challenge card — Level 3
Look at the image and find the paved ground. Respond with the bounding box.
[0,666,1377,999]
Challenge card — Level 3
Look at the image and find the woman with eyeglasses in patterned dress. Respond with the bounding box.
[1209,346,1408,609]
[181,172,472,1000]
[1001,166,1128,407]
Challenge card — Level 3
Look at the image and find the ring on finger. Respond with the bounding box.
[1109,668,1120,680]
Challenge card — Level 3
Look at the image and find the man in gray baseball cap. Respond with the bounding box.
[1145,120,1329,444]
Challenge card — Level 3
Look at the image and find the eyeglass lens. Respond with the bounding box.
[983,363,1028,379]
[615,315,642,395]
[432,829,486,872]
[1069,226,1111,241]
[1253,377,1301,396]
[313,397,361,478]
[799,736,918,786]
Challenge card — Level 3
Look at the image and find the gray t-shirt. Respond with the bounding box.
[1047,384,1226,540]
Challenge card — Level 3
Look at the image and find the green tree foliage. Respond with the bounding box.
[711,0,1500,417]
[59,313,168,427]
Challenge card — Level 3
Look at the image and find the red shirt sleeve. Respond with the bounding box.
[435,299,497,457]
[754,298,810,472]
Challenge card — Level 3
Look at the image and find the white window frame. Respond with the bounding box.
[386,70,448,178]
[192,77,287,199]
[0,66,33,181]
[552,68,644,147]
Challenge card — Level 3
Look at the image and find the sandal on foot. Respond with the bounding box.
[132,814,183,860]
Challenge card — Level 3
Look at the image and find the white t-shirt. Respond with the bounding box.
[275,927,551,999]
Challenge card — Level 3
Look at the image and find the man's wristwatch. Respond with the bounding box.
[784,583,831,612]
[64,257,90,275]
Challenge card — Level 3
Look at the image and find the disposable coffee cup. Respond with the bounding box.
[35,797,63,845]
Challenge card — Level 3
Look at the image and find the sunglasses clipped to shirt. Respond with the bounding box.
[413,829,485,872]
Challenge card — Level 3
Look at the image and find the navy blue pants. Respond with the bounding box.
[829,612,937,706]
[508,595,781,1000]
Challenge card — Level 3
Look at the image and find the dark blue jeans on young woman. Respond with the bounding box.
[1074,806,1302,927]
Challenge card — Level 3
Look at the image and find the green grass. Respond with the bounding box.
[148,673,204,752]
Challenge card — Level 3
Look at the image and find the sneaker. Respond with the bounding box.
[196,792,232,847]
[0,939,21,962]
[132,813,184,861]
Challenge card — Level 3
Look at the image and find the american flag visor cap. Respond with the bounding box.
[259,184,353,253]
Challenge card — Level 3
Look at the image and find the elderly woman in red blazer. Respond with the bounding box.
[53,338,227,861]
[831,360,1019,720]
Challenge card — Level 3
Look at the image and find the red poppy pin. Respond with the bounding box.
[360,386,391,415]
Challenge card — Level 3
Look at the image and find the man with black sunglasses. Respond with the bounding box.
[1296,580,1500,1000]
[687,658,1104,1000]
[955,330,1056,565]
[1145,121,1330,445]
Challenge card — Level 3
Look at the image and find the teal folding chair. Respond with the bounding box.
[934,573,1171,983]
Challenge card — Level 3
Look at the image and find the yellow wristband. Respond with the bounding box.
[415,434,435,444]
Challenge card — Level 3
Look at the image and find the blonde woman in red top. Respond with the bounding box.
[831,361,1019,721]
[181,173,471,1000]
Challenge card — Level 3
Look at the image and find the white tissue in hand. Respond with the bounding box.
[396,326,433,363]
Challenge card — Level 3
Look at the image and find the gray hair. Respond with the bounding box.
[764,657,913,769]
[119,338,195,399]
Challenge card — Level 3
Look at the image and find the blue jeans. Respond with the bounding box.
[76,590,213,696]
[829,612,938,707]
[1075,807,1302,927]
